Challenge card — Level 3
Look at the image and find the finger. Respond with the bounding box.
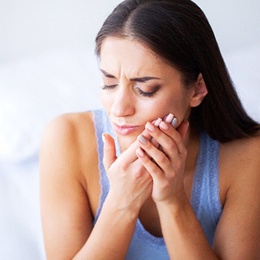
[145,121,186,156]
[138,134,173,173]
[163,113,174,123]
[149,118,162,148]
[159,120,188,156]
[149,115,177,149]
[116,131,156,165]
[102,133,117,170]
[136,147,165,182]
[133,151,152,178]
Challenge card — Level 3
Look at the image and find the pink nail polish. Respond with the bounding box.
[136,148,145,157]
[146,122,155,131]
[154,118,162,126]
[159,121,169,130]
[164,113,174,123]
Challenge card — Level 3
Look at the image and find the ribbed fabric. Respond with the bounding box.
[92,109,222,259]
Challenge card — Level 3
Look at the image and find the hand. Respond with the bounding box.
[102,133,152,213]
[136,119,189,205]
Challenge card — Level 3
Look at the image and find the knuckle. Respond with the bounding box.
[174,159,184,172]
[156,153,167,165]
[175,135,183,146]
[167,141,176,151]
[158,179,170,190]
[119,161,129,171]
[150,164,158,173]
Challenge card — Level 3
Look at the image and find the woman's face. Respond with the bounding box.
[99,37,196,150]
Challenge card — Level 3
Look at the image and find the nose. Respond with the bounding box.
[111,85,135,117]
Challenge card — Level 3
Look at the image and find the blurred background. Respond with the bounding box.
[1,0,259,118]
[1,0,260,63]
[0,1,259,259]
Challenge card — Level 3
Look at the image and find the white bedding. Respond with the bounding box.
[0,44,259,259]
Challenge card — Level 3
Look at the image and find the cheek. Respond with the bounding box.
[153,93,191,122]
[136,98,173,123]
[100,92,111,112]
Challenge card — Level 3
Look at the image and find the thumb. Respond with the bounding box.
[102,133,117,170]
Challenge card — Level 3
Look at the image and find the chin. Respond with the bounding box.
[117,134,138,152]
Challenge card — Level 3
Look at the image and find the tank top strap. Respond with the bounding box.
[92,109,120,223]
[190,130,222,245]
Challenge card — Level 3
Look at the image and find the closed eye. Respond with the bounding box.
[101,84,117,90]
[136,86,159,97]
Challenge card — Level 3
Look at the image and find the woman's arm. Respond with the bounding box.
[213,136,260,259]
[40,113,152,259]
[137,120,218,259]
[137,120,260,259]
[74,133,152,259]
[40,113,95,259]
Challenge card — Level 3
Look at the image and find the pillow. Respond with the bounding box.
[0,48,102,163]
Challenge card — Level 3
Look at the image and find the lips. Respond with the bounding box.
[112,122,140,136]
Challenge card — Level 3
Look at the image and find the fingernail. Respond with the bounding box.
[136,147,145,157]
[159,121,168,130]
[146,122,155,132]
[138,134,147,144]
[171,118,178,128]
[164,113,174,123]
[154,118,162,126]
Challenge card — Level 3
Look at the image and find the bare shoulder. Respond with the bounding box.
[219,134,260,190]
[40,112,99,258]
[215,136,260,257]
[40,111,97,180]
[42,111,96,151]
[220,134,260,172]
[42,111,95,144]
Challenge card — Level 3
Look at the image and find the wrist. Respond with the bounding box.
[103,192,140,222]
[155,191,190,218]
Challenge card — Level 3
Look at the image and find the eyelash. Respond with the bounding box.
[101,84,117,90]
[136,87,157,97]
[101,84,158,98]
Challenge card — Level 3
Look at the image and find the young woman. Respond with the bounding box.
[40,0,260,259]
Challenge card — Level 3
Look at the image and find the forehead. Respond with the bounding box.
[99,37,175,77]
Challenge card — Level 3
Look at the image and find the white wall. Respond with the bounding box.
[0,0,120,64]
[1,0,260,64]
[194,0,260,55]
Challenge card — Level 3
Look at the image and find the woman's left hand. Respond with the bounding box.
[136,119,189,205]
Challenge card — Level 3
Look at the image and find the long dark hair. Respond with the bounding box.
[95,0,260,142]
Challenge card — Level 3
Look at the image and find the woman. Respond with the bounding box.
[40,0,260,259]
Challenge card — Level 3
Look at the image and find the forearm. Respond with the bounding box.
[157,196,220,260]
[74,194,138,260]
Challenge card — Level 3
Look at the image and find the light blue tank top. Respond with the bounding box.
[92,109,222,259]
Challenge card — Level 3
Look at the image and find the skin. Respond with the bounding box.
[40,37,260,259]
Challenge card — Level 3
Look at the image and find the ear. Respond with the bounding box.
[189,73,208,107]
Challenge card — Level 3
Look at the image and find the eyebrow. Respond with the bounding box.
[100,69,161,82]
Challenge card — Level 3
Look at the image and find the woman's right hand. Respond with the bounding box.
[102,133,153,214]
